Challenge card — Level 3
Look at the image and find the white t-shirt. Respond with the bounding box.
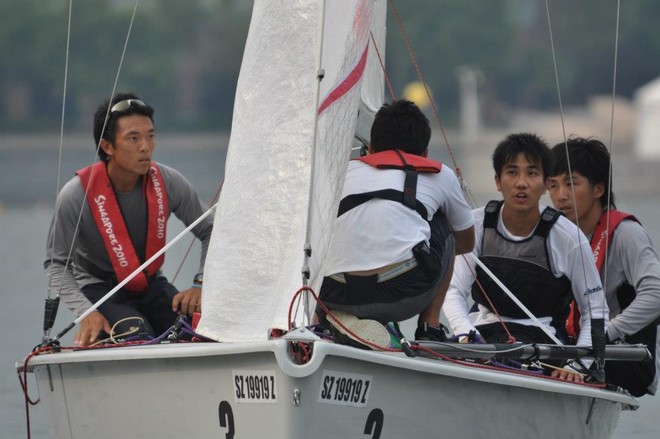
[323,160,474,275]
[444,205,608,348]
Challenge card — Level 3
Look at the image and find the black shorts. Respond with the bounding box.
[604,325,657,397]
[82,276,179,337]
[318,212,454,323]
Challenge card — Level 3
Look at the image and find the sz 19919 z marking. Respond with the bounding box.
[318,370,373,407]
[232,370,277,403]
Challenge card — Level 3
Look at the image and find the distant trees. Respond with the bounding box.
[1,0,659,132]
[388,0,660,126]
[0,0,251,132]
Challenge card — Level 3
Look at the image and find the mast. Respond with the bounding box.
[299,0,327,325]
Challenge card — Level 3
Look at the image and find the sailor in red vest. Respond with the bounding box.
[45,93,213,346]
[318,100,475,348]
[548,137,660,396]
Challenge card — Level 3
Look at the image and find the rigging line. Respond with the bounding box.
[460,253,516,343]
[544,0,594,319]
[53,0,141,301]
[470,254,564,345]
[601,0,622,323]
[53,203,218,342]
[46,0,73,302]
[95,0,141,165]
[171,180,224,283]
[388,0,455,170]
[369,31,396,101]
[388,0,476,208]
[545,0,568,150]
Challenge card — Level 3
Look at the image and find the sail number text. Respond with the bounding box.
[318,370,373,407]
[232,370,277,403]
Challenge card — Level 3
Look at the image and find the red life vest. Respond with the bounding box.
[77,161,168,292]
[337,150,442,219]
[565,209,638,339]
[356,149,442,173]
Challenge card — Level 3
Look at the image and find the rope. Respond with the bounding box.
[287,286,398,352]
[285,284,601,390]
[471,254,564,345]
[89,316,146,346]
[601,0,622,323]
[544,0,621,344]
[544,0,600,327]
[370,31,396,101]
[52,201,217,343]
[461,254,517,344]
[17,346,51,439]
[50,0,142,308]
[388,0,458,174]
[172,180,224,283]
[46,0,73,309]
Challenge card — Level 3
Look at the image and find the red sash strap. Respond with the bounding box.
[77,162,168,292]
[565,210,638,339]
[356,149,442,173]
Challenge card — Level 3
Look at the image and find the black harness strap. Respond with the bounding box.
[483,200,501,229]
[535,206,562,238]
[395,150,419,211]
[337,189,428,218]
[337,149,428,219]
[482,200,561,239]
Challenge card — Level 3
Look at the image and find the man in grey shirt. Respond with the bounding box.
[45,92,213,346]
[548,137,660,396]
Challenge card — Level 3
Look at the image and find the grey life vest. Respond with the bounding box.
[471,200,572,325]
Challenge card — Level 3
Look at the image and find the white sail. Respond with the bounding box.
[356,0,386,144]
[198,0,385,342]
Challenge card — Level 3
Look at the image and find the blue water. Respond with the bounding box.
[1,141,659,438]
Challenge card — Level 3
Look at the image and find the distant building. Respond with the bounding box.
[635,77,660,160]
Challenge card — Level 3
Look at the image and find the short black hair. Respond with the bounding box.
[550,136,615,209]
[492,133,551,178]
[93,92,155,162]
[370,99,431,155]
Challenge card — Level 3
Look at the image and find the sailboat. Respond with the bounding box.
[19,1,648,438]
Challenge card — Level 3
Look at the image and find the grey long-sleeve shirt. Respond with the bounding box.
[44,162,214,317]
[601,219,660,394]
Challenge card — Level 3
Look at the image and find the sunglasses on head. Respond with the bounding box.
[110,99,146,113]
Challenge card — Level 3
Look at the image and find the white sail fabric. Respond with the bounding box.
[356,0,386,144]
[198,0,385,342]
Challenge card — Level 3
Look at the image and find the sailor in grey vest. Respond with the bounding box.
[444,133,607,383]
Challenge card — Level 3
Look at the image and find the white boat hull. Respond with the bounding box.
[25,340,637,438]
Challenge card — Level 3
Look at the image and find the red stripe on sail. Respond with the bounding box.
[317,44,369,116]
